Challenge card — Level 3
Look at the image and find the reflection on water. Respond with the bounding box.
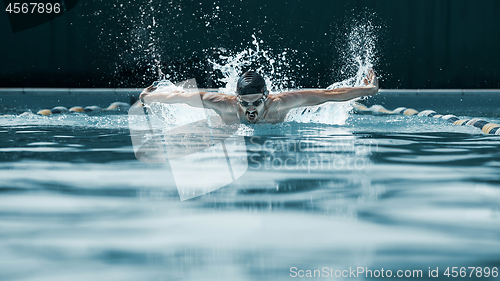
[1,114,500,281]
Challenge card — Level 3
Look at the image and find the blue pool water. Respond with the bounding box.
[1,103,500,280]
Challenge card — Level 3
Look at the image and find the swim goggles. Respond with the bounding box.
[237,91,268,107]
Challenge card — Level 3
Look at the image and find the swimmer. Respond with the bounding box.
[139,69,379,124]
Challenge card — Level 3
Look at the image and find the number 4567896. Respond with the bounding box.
[444,267,498,278]
[5,3,61,14]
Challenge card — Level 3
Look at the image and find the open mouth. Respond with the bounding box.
[246,111,257,122]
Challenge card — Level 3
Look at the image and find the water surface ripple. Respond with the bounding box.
[1,114,499,281]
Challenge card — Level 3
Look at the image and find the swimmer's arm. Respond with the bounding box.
[280,86,377,107]
[276,69,379,108]
[139,86,236,113]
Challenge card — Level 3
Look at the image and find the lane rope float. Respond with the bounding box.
[33,102,131,116]
[352,103,500,135]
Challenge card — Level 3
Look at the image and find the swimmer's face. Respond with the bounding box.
[237,93,267,123]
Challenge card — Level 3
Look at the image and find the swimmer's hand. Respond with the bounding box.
[139,85,158,105]
[363,68,379,94]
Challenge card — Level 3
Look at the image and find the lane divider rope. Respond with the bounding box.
[352,103,500,135]
[0,102,131,117]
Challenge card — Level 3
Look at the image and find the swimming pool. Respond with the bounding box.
[1,88,499,280]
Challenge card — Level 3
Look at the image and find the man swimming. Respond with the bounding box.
[139,69,379,124]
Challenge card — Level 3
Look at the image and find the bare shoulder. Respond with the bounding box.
[267,91,301,103]
[200,91,238,113]
[271,89,326,100]
[202,91,236,103]
[267,90,322,109]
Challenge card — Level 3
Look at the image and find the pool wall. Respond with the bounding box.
[0,88,140,112]
[366,89,500,117]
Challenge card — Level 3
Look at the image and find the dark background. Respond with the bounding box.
[1,0,499,89]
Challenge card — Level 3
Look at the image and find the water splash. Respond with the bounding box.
[286,20,379,125]
[89,1,179,86]
[143,80,215,129]
[206,35,298,95]
[329,18,379,89]
[133,1,164,82]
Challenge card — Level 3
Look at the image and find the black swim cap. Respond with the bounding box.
[236,71,267,95]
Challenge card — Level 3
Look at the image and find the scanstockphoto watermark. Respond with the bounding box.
[250,153,370,172]
[290,266,499,278]
[248,137,378,172]
[290,267,424,278]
